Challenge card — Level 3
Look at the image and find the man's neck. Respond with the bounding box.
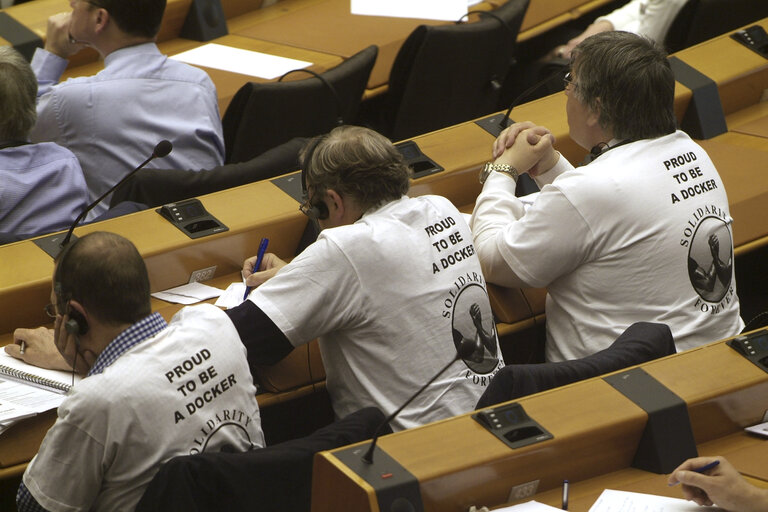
[98,36,155,59]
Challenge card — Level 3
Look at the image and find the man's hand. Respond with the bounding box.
[242,253,287,288]
[494,127,558,177]
[5,327,73,371]
[44,13,87,58]
[492,121,547,159]
[668,456,768,512]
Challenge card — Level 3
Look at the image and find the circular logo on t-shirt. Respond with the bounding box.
[450,283,500,374]
[686,216,733,303]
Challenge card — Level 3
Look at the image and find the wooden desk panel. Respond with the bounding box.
[313,338,768,511]
[675,18,768,117]
[506,432,768,511]
[518,0,616,41]
[232,0,455,90]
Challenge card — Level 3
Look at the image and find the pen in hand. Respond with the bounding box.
[669,460,721,486]
[243,238,269,301]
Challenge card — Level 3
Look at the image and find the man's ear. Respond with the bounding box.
[93,8,110,34]
[324,189,345,223]
[587,98,602,129]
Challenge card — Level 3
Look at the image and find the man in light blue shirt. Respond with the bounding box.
[30,0,225,219]
[0,46,88,239]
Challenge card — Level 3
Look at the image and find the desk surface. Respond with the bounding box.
[312,337,768,511]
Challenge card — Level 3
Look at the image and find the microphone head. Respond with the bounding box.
[457,337,481,360]
[154,140,173,158]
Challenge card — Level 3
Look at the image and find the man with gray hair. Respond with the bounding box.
[0,46,88,239]
[471,31,743,361]
[230,125,504,431]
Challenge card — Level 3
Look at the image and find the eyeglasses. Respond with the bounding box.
[563,71,576,90]
[44,303,60,319]
[299,199,314,217]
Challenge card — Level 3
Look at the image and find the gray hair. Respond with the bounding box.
[571,31,677,141]
[0,46,37,141]
[300,126,412,211]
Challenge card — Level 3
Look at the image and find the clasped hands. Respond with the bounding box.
[492,121,559,178]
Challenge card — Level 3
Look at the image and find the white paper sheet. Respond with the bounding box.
[214,282,249,309]
[151,282,223,305]
[492,501,564,511]
[589,489,711,512]
[351,0,468,21]
[171,43,312,80]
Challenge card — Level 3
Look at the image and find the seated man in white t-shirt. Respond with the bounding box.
[6,232,263,512]
[470,32,743,362]
[226,126,504,432]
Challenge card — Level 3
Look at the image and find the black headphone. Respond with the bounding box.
[301,137,330,220]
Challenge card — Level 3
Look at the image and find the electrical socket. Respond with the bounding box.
[188,265,217,283]
[507,480,539,502]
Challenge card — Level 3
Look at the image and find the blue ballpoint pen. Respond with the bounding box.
[243,238,269,300]
[670,460,720,486]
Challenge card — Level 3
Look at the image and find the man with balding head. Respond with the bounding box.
[11,232,262,512]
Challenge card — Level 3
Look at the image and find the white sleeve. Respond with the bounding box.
[470,164,594,289]
[596,0,641,32]
[597,0,689,43]
[23,418,105,512]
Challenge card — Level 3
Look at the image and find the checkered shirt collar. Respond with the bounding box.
[87,312,168,376]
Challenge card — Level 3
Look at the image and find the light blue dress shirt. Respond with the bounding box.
[30,43,225,219]
[0,142,89,237]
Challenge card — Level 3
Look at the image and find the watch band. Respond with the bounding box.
[480,162,519,184]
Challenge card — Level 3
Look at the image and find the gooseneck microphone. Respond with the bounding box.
[34,140,173,258]
[476,65,571,138]
[62,140,173,247]
[361,338,481,464]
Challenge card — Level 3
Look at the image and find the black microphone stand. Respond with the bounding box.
[33,140,173,258]
[362,338,480,464]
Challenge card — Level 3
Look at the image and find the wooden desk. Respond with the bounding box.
[60,34,345,116]
[229,0,618,93]
[311,336,768,511]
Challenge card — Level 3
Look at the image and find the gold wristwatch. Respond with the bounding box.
[479,162,519,184]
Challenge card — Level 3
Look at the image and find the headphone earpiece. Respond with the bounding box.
[65,310,89,337]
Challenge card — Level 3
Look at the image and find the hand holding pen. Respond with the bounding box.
[668,456,768,511]
[243,238,270,300]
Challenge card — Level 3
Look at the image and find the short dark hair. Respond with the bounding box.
[54,232,151,325]
[300,126,412,212]
[94,0,166,39]
[0,46,37,140]
[571,31,677,140]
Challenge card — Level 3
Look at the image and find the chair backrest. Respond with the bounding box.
[475,322,676,409]
[385,0,529,140]
[664,0,768,53]
[222,45,378,164]
[134,406,387,512]
[109,137,307,208]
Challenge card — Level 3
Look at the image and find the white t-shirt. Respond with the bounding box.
[598,0,689,44]
[471,131,743,361]
[252,195,504,431]
[24,305,264,512]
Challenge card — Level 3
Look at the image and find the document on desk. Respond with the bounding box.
[171,44,312,80]
[492,501,563,511]
[214,282,248,309]
[151,282,223,305]
[589,489,710,511]
[351,0,467,21]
